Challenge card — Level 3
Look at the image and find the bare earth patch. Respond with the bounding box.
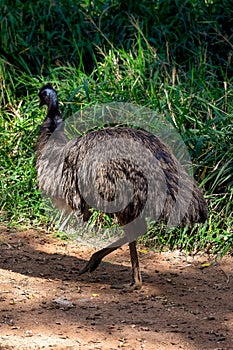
[0,226,232,350]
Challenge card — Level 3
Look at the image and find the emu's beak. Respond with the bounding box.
[39,99,45,107]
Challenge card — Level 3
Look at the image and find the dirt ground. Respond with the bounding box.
[0,225,233,350]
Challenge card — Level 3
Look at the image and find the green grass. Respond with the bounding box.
[0,0,232,254]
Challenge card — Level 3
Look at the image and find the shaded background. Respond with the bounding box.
[1,0,232,75]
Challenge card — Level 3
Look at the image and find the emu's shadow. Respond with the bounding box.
[0,230,140,287]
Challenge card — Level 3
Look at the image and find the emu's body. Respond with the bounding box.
[36,84,207,290]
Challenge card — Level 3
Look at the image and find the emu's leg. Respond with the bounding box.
[79,216,146,290]
[128,240,142,290]
[116,215,145,290]
[110,240,142,291]
[78,235,129,275]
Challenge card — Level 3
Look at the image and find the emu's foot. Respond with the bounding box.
[124,280,142,292]
[127,281,142,291]
[111,280,142,292]
[79,254,102,275]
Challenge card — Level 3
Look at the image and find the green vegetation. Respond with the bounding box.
[0,0,232,254]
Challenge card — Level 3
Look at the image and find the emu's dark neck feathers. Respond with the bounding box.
[41,114,63,134]
[41,92,63,133]
[36,85,64,160]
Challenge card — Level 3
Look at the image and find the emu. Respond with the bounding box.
[36,83,207,290]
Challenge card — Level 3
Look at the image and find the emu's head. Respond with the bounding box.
[38,83,58,108]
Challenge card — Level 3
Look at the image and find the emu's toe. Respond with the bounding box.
[78,255,102,275]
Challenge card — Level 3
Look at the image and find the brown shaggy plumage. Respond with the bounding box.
[36,83,207,290]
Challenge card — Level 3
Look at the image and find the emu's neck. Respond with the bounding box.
[41,97,62,133]
[36,98,64,162]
